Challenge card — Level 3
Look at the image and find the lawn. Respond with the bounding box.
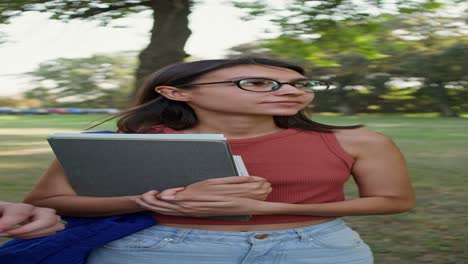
[0,114,467,263]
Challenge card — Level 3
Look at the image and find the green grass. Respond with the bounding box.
[0,114,467,263]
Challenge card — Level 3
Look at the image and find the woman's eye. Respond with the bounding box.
[249,82,266,86]
[294,81,311,87]
[242,80,272,86]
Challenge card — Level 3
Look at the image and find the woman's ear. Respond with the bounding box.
[154,86,192,101]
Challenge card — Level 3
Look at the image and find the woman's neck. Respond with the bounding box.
[184,116,284,139]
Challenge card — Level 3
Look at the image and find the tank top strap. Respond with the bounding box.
[319,132,354,170]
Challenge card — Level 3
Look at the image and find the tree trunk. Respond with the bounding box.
[334,76,355,115]
[430,82,458,117]
[438,103,457,117]
[334,85,354,115]
[134,0,192,95]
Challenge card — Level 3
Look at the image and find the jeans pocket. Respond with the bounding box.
[310,226,363,249]
[103,233,173,250]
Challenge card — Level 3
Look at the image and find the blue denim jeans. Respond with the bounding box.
[87,218,373,264]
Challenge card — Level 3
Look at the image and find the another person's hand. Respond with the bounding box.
[0,202,64,239]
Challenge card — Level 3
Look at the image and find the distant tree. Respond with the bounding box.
[22,87,56,107]
[24,54,136,108]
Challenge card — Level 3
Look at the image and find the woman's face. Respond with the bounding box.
[180,64,315,117]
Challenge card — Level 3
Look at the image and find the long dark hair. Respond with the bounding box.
[89,57,362,133]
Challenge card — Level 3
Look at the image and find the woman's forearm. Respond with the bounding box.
[261,196,415,216]
[23,195,144,217]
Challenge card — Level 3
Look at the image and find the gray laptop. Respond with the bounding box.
[48,133,251,221]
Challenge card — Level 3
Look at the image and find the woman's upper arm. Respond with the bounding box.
[335,129,415,202]
[23,158,77,203]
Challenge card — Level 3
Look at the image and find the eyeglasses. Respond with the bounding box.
[175,78,330,93]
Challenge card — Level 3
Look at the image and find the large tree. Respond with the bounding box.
[0,0,192,93]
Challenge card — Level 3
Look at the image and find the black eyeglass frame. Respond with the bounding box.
[174,78,331,93]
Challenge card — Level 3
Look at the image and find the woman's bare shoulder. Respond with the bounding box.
[332,128,395,158]
[333,127,389,142]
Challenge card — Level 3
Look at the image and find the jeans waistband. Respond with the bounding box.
[136,218,347,243]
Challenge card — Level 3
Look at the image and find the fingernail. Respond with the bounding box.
[0,232,7,237]
[161,195,175,200]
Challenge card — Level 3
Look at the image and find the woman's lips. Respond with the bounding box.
[262,101,303,105]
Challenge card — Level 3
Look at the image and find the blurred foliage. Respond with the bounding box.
[229,39,468,115]
[0,0,152,25]
[229,0,468,116]
[22,53,136,108]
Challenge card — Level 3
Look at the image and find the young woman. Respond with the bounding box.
[24,57,415,263]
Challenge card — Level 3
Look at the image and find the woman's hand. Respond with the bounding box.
[134,190,269,217]
[172,176,272,201]
[134,188,188,216]
[0,202,65,239]
[133,176,272,217]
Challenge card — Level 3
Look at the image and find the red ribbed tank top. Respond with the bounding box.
[148,127,354,225]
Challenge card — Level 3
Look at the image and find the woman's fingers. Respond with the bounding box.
[138,191,264,217]
[136,187,266,217]
[134,197,186,216]
[203,180,272,199]
[137,190,197,214]
[238,181,271,191]
[199,176,266,185]
[161,193,228,202]
[140,190,161,204]
[156,187,185,199]
[188,177,270,194]
[137,195,181,211]
[136,190,190,215]
[248,176,268,182]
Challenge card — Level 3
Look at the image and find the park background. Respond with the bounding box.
[0,0,467,263]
